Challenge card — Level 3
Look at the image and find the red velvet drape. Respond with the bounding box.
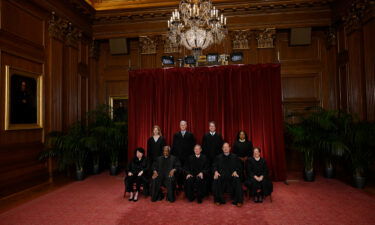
[129,64,286,181]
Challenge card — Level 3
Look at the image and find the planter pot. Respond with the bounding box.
[353,176,366,189]
[325,167,334,178]
[93,164,100,174]
[304,170,315,182]
[109,165,118,176]
[76,170,84,181]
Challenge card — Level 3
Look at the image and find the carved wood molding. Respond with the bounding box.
[163,35,180,53]
[343,0,375,34]
[48,12,82,47]
[89,40,100,59]
[93,0,334,25]
[256,28,276,49]
[325,27,337,49]
[230,30,251,50]
[139,36,159,54]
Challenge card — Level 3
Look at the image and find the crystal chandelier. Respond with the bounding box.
[168,0,228,59]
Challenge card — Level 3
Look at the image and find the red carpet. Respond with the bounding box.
[1,173,375,225]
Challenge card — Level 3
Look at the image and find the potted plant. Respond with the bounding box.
[61,122,90,181]
[90,105,127,176]
[39,123,90,181]
[345,120,375,188]
[311,109,349,178]
[286,117,319,181]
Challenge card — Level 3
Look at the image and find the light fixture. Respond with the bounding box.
[168,0,228,60]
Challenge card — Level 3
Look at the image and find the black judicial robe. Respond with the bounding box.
[150,155,181,202]
[147,136,166,162]
[171,131,195,164]
[245,157,273,196]
[202,132,224,163]
[124,157,149,193]
[212,153,243,204]
[183,154,210,201]
[233,140,253,158]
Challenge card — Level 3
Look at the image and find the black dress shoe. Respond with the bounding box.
[259,195,263,203]
[197,198,202,204]
[133,197,138,202]
[128,197,134,201]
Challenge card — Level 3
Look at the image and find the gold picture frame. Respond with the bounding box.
[4,65,43,130]
[109,96,128,121]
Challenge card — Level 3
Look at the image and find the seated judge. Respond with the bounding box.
[245,147,273,203]
[147,125,166,164]
[233,130,253,180]
[202,121,224,164]
[150,146,181,202]
[124,148,149,202]
[212,143,244,207]
[184,145,210,203]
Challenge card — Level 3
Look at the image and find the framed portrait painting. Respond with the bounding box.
[109,96,128,122]
[4,65,43,130]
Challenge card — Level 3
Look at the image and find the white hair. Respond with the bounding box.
[180,120,187,125]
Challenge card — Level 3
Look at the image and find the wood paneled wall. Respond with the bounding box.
[333,0,375,121]
[97,29,336,122]
[0,0,97,198]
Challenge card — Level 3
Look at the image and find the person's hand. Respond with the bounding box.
[186,174,193,179]
[232,171,239,177]
[259,175,264,181]
[137,171,143,176]
[214,171,221,180]
[197,172,204,179]
[128,172,133,177]
[169,169,176,177]
[254,175,259,181]
[152,171,158,179]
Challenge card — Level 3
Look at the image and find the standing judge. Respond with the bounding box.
[172,120,195,189]
[245,147,273,203]
[212,143,244,207]
[150,146,181,202]
[183,145,210,203]
[202,121,224,164]
[171,120,196,165]
[147,125,166,163]
[233,130,253,180]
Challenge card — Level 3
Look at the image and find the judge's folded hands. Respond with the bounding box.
[254,175,264,182]
[232,171,239,177]
[214,171,221,180]
[152,171,158,179]
[137,170,143,177]
[128,172,133,177]
[168,169,176,177]
[186,174,193,179]
[197,172,203,179]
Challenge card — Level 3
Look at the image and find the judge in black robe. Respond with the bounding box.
[150,146,181,202]
[202,121,224,164]
[171,121,195,188]
[124,148,149,201]
[147,125,166,163]
[171,121,196,164]
[245,147,273,203]
[183,145,210,203]
[212,143,244,207]
[233,131,253,180]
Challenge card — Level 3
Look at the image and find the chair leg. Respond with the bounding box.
[269,194,273,203]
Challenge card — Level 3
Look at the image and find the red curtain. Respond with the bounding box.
[129,64,286,181]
